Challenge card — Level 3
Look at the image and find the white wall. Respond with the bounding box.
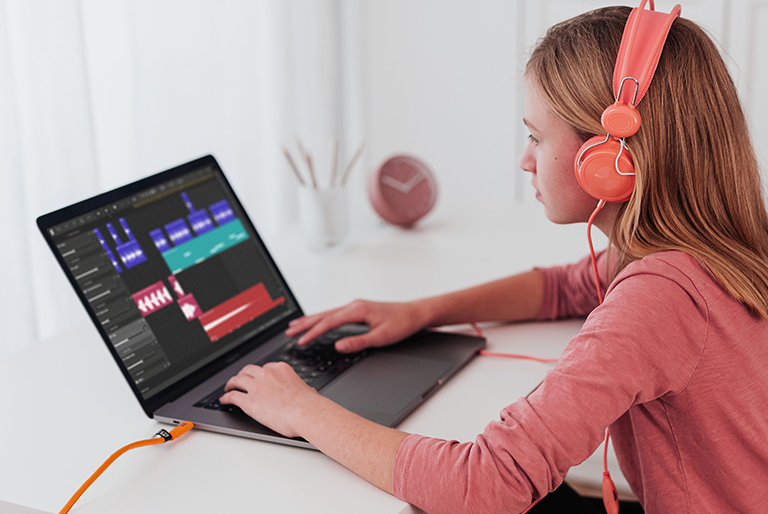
[4,1,766,351]
[355,0,768,215]
[727,0,768,197]
[357,1,522,222]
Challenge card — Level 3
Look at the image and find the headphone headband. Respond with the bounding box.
[613,0,681,107]
[574,0,681,204]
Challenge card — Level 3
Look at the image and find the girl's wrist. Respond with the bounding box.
[411,297,438,328]
[290,390,333,437]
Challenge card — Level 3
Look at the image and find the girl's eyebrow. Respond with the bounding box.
[523,118,539,131]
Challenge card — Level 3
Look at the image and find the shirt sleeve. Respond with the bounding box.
[534,250,613,321]
[392,257,708,514]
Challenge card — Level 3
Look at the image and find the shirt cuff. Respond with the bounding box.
[392,433,426,501]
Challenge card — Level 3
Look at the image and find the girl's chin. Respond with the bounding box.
[541,204,577,225]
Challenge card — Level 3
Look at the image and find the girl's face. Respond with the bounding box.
[519,76,604,225]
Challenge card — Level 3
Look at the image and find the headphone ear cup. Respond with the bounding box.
[574,136,635,203]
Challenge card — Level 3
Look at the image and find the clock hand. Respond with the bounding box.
[402,171,426,193]
[381,175,409,193]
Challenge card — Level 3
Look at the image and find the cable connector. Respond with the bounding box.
[157,429,173,442]
[156,421,195,442]
[168,421,194,440]
[602,470,619,514]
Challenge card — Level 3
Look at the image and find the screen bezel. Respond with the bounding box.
[36,155,305,417]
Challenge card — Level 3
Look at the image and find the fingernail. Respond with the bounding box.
[298,337,306,345]
[337,341,348,352]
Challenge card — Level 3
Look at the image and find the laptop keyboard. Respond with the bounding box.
[194,329,369,413]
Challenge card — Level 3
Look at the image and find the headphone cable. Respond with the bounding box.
[587,200,619,514]
[472,200,618,513]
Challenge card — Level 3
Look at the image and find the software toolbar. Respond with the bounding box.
[57,222,173,389]
[51,165,296,399]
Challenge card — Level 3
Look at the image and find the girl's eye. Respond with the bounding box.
[527,134,539,145]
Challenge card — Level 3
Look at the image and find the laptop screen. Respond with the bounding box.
[45,162,298,400]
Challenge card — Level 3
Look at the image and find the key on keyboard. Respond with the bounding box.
[194,329,368,412]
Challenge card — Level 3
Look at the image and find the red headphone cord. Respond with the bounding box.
[58,421,194,514]
[65,223,609,514]
[478,349,559,364]
[472,323,560,364]
[588,200,619,514]
[472,322,555,513]
[475,200,618,513]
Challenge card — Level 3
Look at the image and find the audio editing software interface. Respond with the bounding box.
[49,166,297,399]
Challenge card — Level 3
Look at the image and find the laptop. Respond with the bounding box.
[36,155,485,449]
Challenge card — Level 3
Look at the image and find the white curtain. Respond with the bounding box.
[0,0,359,355]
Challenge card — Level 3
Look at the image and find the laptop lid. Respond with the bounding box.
[37,155,304,417]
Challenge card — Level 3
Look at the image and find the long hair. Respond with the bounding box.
[525,6,768,320]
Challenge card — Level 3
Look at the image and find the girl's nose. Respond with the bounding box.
[519,141,536,173]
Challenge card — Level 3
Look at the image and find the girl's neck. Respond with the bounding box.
[592,201,622,237]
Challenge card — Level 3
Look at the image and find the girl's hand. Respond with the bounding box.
[220,362,320,438]
[285,300,430,353]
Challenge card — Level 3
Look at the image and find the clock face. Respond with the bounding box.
[373,156,437,226]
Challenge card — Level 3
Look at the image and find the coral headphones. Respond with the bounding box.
[574,0,681,204]
[577,2,681,514]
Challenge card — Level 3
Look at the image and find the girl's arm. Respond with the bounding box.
[223,270,547,492]
[414,269,544,326]
[219,362,409,494]
[287,268,545,351]
[293,394,408,494]
[223,255,708,514]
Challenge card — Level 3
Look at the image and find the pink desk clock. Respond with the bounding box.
[367,155,438,227]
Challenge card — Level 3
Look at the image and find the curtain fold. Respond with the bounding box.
[0,0,347,354]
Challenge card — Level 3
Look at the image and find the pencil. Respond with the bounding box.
[329,135,338,187]
[305,152,318,190]
[295,138,308,160]
[341,142,365,186]
[282,146,306,186]
[296,138,317,189]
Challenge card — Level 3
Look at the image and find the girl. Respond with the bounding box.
[219,5,768,513]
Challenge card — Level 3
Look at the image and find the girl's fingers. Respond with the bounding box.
[285,308,340,335]
[286,316,322,336]
[297,306,366,346]
[335,333,378,353]
[219,389,247,406]
[224,373,254,394]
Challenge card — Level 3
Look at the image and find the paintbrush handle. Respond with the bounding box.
[341,143,365,186]
[329,135,339,188]
[282,147,306,186]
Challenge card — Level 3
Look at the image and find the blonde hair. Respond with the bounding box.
[526,6,768,319]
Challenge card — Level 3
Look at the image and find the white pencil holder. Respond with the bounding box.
[299,186,349,252]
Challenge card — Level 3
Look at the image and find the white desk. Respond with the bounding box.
[0,203,633,513]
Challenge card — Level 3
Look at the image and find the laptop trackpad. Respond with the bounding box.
[320,353,451,416]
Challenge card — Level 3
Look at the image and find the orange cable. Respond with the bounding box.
[59,421,194,514]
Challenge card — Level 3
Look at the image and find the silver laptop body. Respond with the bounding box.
[37,155,485,449]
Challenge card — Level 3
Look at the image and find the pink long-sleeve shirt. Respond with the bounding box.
[392,250,768,513]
